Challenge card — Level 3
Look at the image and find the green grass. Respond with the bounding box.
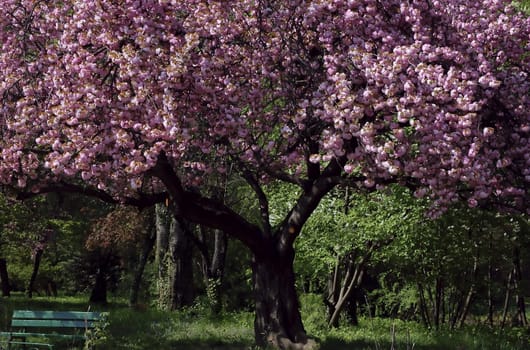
[1,294,528,350]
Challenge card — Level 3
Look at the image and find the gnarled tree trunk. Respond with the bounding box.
[252,244,315,350]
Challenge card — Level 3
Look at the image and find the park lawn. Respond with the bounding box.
[0,294,528,350]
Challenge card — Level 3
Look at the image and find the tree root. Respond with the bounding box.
[266,333,319,350]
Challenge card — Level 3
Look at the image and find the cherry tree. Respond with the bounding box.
[1,0,528,348]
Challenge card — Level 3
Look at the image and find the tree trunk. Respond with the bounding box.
[345,291,359,326]
[417,283,431,328]
[457,253,479,328]
[327,258,365,328]
[512,248,527,327]
[155,203,171,309]
[27,249,43,298]
[90,266,108,304]
[151,152,344,349]
[500,270,513,329]
[167,217,194,309]
[156,203,194,310]
[325,254,341,327]
[487,237,494,327]
[129,218,156,306]
[202,228,228,314]
[433,278,443,329]
[0,258,10,297]
[252,247,316,350]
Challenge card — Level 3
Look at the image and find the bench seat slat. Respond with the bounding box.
[0,331,86,340]
[11,319,97,328]
[0,340,54,348]
[13,311,102,321]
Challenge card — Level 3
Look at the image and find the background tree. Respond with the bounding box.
[87,205,155,306]
[154,203,195,310]
[0,1,528,348]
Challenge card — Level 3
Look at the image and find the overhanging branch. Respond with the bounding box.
[151,153,268,254]
[15,182,166,209]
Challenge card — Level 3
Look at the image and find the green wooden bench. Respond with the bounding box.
[0,310,106,350]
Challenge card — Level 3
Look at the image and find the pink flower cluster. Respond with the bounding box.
[0,0,528,212]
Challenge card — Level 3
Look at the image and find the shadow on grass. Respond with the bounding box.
[320,337,436,350]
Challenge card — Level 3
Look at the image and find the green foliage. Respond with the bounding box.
[84,312,110,350]
[293,185,426,291]
[0,192,113,295]
[514,0,530,13]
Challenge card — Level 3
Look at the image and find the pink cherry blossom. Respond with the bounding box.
[0,0,527,214]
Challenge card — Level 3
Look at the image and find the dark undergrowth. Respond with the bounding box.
[0,294,528,350]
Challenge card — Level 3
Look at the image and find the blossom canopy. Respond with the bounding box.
[0,0,529,213]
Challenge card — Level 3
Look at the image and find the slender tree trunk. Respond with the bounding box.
[203,228,228,314]
[487,237,494,327]
[417,283,431,328]
[328,257,366,327]
[27,249,43,298]
[512,248,527,327]
[252,246,316,350]
[89,251,111,304]
[0,258,10,297]
[433,278,443,329]
[501,270,513,329]
[129,218,156,306]
[345,289,360,326]
[458,254,479,328]
[325,254,341,326]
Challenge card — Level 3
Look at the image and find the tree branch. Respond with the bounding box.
[151,153,268,254]
[277,158,344,253]
[15,182,166,209]
[242,169,272,237]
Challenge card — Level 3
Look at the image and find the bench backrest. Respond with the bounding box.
[11,311,103,330]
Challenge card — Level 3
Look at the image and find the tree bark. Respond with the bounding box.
[155,203,171,309]
[27,249,43,298]
[156,203,194,310]
[167,217,194,309]
[0,258,10,297]
[252,245,316,350]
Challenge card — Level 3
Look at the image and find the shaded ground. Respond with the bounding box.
[1,294,528,350]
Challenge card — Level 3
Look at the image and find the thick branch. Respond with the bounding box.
[152,154,267,254]
[277,158,344,252]
[16,182,166,209]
